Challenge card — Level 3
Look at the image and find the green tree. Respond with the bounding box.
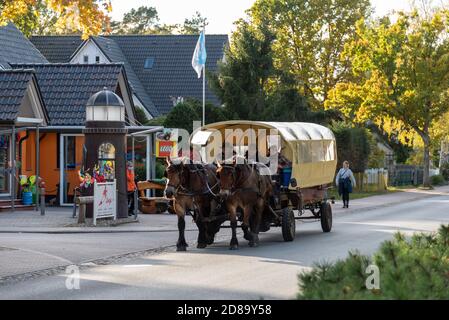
[163,99,229,133]
[163,102,198,134]
[180,11,207,34]
[134,107,149,125]
[111,6,159,34]
[326,8,449,187]
[367,133,386,168]
[331,122,371,173]
[210,16,275,120]
[251,0,372,110]
[262,86,329,123]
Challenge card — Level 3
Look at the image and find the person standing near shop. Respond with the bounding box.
[127,161,137,216]
[335,160,356,208]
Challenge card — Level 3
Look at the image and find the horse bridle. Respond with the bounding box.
[167,164,219,197]
[187,165,220,197]
[219,163,256,194]
[166,165,190,196]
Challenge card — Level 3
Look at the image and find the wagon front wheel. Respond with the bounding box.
[320,202,332,233]
[281,207,296,242]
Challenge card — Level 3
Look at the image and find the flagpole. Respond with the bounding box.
[202,25,206,127]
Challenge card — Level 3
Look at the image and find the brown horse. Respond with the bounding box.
[217,156,273,249]
[164,158,220,251]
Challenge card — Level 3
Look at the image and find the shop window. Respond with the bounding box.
[98,142,115,181]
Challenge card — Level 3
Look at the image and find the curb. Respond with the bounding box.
[0,245,175,286]
[0,228,199,234]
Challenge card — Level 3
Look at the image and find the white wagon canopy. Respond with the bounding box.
[191,121,337,189]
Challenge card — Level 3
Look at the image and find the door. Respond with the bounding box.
[60,134,84,205]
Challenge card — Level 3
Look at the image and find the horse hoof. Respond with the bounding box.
[229,245,239,250]
[197,243,207,249]
[176,245,187,252]
[249,241,259,248]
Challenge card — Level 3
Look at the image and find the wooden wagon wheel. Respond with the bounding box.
[281,207,296,241]
[320,202,333,233]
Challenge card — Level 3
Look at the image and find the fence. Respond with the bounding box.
[389,165,423,186]
[350,166,440,191]
[353,169,389,192]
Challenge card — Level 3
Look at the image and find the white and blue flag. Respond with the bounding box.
[192,30,207,78]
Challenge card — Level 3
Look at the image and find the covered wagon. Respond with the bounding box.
[190,121,338,241]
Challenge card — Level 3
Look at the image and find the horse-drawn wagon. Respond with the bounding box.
[165,121,337,251]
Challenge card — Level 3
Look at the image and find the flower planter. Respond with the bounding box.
[22,191,33,205]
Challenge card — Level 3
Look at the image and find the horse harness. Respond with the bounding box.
[219,163,263,196]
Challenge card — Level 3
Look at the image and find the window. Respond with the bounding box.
[144,57,154,69]
[95,56,100,63]
[66,136,76,168]
[98,143,115,180]
[83,55,89,63]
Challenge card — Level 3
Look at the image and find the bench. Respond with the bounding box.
[137,180,171,214]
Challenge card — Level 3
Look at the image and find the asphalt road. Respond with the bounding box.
[0,194,448,300]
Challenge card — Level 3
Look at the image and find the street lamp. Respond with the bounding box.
[86,87,125,122]
[83,88,129,219]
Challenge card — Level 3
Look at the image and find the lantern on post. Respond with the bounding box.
[82,87,128,219]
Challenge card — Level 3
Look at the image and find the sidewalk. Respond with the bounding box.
[332,185,449,216]
[0,185,448,233]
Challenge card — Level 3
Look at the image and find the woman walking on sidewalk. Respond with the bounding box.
[335,160,356,208]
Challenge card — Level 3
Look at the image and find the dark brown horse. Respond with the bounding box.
[217,156,273,249]
[164,158,220,251]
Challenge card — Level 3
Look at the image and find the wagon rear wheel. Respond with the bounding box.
[281,207,296,242]
[320,202,332,233]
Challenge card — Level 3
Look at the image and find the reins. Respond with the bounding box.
[169,164,219,198]
[219,163,259,195]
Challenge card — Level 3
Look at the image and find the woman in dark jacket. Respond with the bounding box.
[335,160,356,208]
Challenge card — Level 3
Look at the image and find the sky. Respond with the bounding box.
[109,0,413,35]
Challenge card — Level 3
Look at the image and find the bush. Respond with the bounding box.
[367,133,386,168]
[163,99,230,133]
[297,225,449,299]
[430,174,446,186]
[331,122,371,173]
[440,162,449,181]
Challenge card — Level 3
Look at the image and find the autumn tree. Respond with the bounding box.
[0,0,112,38]
[326,9,449,187]
[250,0,372,110]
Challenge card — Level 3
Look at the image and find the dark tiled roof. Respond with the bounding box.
[30,35,83,63]
[10,63,125,126]
[0,24,48,68]
[28,34,228,115]
[109,35,228,114]
[0,70,35,122]
[91,36,160,117]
